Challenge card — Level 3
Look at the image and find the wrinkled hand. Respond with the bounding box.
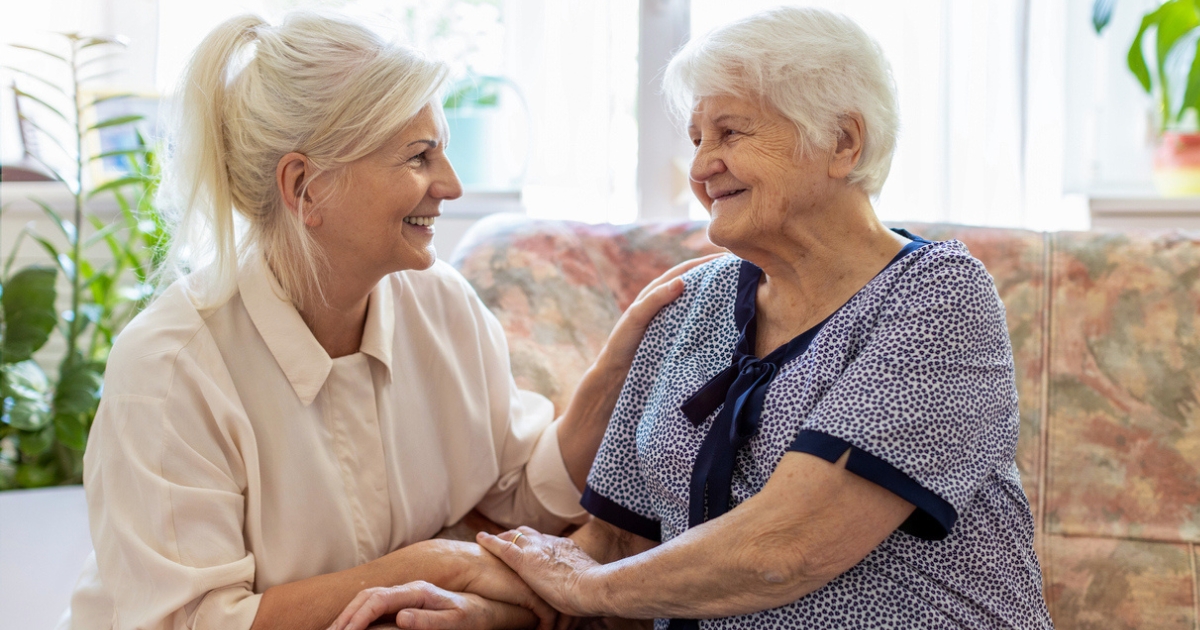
[435,540,557,629]
[330,581,541,630]
[596,254,724,374]
[476,527,605,618]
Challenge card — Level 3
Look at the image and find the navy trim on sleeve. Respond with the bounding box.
[788,429,958,541]
[581,485,662,542]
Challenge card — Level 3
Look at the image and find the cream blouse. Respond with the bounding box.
[59,255,586,630]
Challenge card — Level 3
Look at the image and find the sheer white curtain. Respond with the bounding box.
[503,1,640,224]
[158,0,642,224]
[686,0,1085,230]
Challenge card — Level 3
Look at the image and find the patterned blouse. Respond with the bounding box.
[582,233,1053,629]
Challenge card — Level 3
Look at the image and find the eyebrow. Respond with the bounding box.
[712,114,750,126]
[407,139,439,149]
[688,114,751,132]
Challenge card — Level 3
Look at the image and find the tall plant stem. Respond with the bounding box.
[66,37,84,364]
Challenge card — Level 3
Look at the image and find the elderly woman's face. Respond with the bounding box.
[688,95,832,251]
[310,104,462,277]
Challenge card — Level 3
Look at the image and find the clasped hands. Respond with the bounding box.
[329,529,603,630]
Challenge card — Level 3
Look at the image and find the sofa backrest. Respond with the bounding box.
[453,214,1200,630]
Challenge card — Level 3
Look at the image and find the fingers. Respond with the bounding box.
[334,582,438,630]
[625,253,725,322]
[331,588,376,630]
[634,253,724,301]
[477,531,523,569]
[626,277,685,320]
[393,595,539,630]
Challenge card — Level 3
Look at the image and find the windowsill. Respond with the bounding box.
[1088,190,1200,229]
[442,188,523,218]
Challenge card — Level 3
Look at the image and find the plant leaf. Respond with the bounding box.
[1167,25,1200,122]
[21,153,73,191]
[12,87,70,123]
[0,361,52,431]
[1,66,67,96]
[89,148,145,163]
[9,43,67,63]
[0,266,58,363]
[29,197,77,245]
[28,235,72,280]
[86,114,144,132]
[14,461,58,487]
[16,424,56,456]
[88,175,148,198]
[79,35,128,49]
[1094,0,1117,33]
[83,221,123,250]
[55,413,89,451]
[86,93,137,108]
[3,226,30,278]
[54,359,103,419]
[17,113,73,158]
[1130,4,1169,94]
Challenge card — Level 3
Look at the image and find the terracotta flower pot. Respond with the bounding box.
[1153,131,1200,196]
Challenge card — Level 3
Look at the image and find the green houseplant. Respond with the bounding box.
[442,74,529,190]
[0,33,166,489]
[1094,0,1200,194]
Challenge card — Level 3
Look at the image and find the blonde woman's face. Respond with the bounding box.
[313,104,462,278]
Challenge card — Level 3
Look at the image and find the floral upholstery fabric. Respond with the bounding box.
[453,215,1200,630]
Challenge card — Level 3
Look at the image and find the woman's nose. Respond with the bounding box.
[689,144,727,183]
[433,159,464,201]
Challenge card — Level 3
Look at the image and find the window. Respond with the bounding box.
[160,0,642,224]
[686,0,1087,230]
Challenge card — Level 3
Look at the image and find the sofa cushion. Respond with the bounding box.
[1047,231,1200,543]
[451,214,720,411]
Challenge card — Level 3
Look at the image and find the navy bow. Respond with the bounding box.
[681,353,778,527]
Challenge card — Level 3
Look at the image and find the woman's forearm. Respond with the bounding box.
[250,539,468,630]
[578,451,914,620]
[570,518,657,565]
[557,257,718,491]
[556,358,627,490]
[582,499,824,619]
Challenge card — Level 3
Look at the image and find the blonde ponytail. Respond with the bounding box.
[159,15,262,308]
[157,11,448,309]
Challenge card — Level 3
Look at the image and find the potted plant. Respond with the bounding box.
[0,33,166,489]
[1095,0,1200,195]
[442,75,529,191]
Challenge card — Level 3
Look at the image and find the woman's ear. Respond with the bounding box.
[276,152,322,227]
[828,113,865,180]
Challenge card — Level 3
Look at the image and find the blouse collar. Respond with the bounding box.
[238,254,395,406]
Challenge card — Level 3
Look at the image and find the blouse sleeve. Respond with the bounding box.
[82,349,261,630]
[790,247,1020,541]
[466,283,589,533]
[581,273,700,543]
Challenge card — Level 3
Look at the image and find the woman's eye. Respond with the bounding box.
[690,137,701,148]
[723,129,740,139]
[408,152,428,166]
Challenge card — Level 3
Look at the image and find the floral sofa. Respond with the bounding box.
[451,214,1200,630]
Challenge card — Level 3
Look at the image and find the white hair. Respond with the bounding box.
[663,6,899,196]
[158,11,448,309]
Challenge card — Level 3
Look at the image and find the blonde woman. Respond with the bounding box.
[59,12,705,630]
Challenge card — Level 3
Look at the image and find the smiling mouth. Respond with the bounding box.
[712,189,746,201]
[403,216,436,227]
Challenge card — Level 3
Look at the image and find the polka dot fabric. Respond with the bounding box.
[583,239,1052,629]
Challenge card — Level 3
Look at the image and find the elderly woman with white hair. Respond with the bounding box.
[57,11,711,630]
[340,7,1053,629]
